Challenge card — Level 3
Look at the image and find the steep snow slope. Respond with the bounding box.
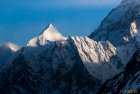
[0,42,19,68]
[89,0,140,47]
[97,50,140,94]
[27,24,66,47]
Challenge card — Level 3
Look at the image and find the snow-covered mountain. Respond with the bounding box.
[89,0,140,47]
[26,24,128,83]
[0,37,101,94]
[97,49,140,94]
[1,0,140,93]
[27,24,66,47]
[0,42,19,69]
[0,24,130,93]
[88,0,140,93]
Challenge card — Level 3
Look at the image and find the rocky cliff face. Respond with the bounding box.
[97,50,140,94]
[72,36,124,83]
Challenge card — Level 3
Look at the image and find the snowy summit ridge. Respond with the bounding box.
[27,23,66,47]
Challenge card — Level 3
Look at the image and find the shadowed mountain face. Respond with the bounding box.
[97,50,140,94]
[0,37,101,94]
[89,0,140,47]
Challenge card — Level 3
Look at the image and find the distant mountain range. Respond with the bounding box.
[0,0,140,93]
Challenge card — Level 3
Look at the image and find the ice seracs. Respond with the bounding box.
[27,24,66,47]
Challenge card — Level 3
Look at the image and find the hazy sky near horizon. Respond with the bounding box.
[0,0,122,46]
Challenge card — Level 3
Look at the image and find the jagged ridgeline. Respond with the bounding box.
[0,0,140,93]
[0,24,125,94]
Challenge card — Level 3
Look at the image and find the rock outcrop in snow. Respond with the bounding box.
[130,21,137,37]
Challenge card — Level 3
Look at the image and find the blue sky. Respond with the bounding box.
[0,0,122,46]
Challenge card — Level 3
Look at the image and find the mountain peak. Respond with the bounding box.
[0,42,19,68]
[41,23,61,36]
[27,23,66,47]
[48,23,54,28]
[41,23,55,33]
[0,42,20,52]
